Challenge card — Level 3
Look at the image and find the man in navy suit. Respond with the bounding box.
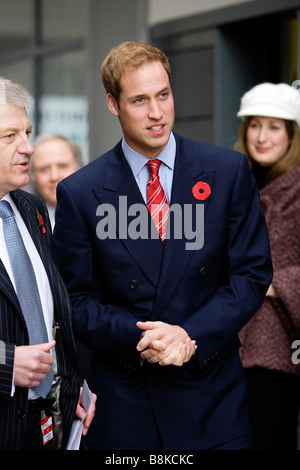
[54,42,272,450]
[0,76,95,450]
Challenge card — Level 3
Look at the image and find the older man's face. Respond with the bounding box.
[0,104,33,198]
[33,138,79,207]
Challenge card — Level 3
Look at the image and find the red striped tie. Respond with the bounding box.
[146,159,169,242]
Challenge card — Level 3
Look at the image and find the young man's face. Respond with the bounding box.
[0,104,33,198]
[107,61,175,159]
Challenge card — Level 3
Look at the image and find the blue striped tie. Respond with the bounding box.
[0,200,53,398]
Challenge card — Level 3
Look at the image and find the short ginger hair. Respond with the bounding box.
[101,41,171,104]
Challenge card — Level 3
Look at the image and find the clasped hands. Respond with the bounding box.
[136,321,197,367]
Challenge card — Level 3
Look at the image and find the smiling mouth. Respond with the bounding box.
[256,147,270,153]
[148,124,166,133]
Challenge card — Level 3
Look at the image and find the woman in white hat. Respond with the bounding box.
[235,82,300,450]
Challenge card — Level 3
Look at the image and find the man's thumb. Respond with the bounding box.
[30,340,56,352]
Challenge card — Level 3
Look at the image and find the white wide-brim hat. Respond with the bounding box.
[237,82,300,128]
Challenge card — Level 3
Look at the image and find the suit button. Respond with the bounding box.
[17,410,26,419]
[129,280,138,289]
[199,267,207,276]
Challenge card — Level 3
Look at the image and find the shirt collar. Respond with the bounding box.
[122,132,176,177]
[0,193,18,219]
[1,193,15,206]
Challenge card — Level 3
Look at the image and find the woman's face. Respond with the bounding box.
[246,116,290,166]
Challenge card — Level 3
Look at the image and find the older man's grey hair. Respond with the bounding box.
[0,76,33,107]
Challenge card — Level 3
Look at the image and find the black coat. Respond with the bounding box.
[0,190,81,450]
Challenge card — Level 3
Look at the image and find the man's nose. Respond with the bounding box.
[18,137,34,156]
[148,100,163,119]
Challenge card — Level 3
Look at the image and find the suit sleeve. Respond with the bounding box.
[53,181,142,366]
[182,154,273,366]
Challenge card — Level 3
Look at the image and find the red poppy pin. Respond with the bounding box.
[192,181,211,201]
[36,209,46,234]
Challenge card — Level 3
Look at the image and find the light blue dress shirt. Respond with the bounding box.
[122,132,176,204]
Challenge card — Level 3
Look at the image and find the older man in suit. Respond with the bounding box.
[0,76,95,450]
[53,42,272,450]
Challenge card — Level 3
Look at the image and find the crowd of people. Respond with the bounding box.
[0,40,298,450]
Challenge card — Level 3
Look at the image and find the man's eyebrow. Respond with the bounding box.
[129,87,171,101]
[128,92,147,100]
[0,124,33,135]
[0,127,18,135]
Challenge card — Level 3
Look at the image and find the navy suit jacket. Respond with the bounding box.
[54,134,272,449]
[0,190,81,450]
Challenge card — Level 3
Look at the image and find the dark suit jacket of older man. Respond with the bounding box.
[0,189,81,450]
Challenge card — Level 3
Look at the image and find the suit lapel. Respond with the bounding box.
[0,260,20,312]
[10,191,71,324]
[92,144,164,287]
[10,190,59,304]
[0,190,46,315]
[9,190,77,361]
[10,190,46,262]
[151,136,216,320]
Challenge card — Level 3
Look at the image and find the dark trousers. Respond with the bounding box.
[245,367,300,450]
[22,399,45,450]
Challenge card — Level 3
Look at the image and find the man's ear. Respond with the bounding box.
[107,93,119,116]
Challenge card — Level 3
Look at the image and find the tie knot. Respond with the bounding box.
[0,200,14,220]
[146,159,162,177]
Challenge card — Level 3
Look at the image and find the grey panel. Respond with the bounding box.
[170,48,214,119]
[173,119,214,143]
